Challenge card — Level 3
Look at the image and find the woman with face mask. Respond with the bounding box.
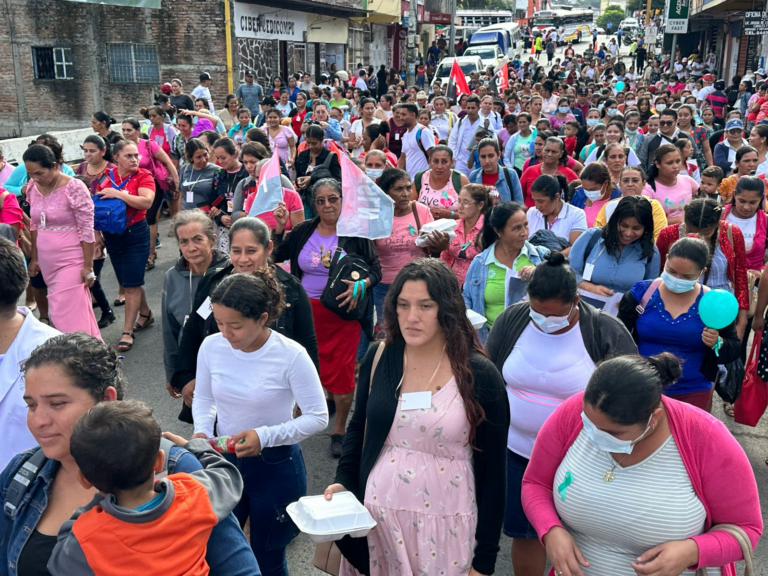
[522,352,760,576]
[584,121,641,166]
[548,97,576,134]
[619,236,742,410]
[486,252,637,576]
[568,162,621,226]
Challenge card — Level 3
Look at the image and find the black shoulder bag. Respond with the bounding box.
[320,238,372,321]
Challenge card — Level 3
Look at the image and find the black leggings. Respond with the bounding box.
[145,181,164,225]
[90,258,111,315]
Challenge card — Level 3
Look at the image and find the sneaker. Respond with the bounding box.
[98,310,116,329]
[156,236,162,249]
[330,434,344,458]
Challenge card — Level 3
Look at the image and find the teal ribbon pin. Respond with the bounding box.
[558,471,573,501]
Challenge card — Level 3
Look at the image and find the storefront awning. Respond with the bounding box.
[691,0,752,16]
[240,0,369,18]
[364,0,401,24]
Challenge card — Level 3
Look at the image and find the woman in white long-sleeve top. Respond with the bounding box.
[192,271,328,576]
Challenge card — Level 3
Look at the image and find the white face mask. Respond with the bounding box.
[365,168,384,179]
[581,411,653,454]
[583,188,603,201]
[529,304,574,334]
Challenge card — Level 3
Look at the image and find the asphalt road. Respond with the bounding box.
[92,40,768,574]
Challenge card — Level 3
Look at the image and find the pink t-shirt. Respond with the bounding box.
[244,187,303,231]
[28,178,95,243]
[0,163,13,188]
[374,203,434,284]
[584,198,610,228]
[642,175,698,219]
[417,170,459,210]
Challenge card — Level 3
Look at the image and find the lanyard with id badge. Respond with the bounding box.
[398,346,446,411]
[581,244,606,282]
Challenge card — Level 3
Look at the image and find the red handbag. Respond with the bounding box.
[734,331,768,427]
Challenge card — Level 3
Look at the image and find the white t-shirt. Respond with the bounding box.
[502,321,595,458]
[356,78,368,92]
[191,84,215,112]
[402,124,435,178]
[726,212,757,251]
[527,202,588,241]
[193,331,328,447]
[349,117,381,157]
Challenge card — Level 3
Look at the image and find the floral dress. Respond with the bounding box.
[340,377,477,576]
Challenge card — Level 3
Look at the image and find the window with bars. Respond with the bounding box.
[32,47,74,80]
[107,44,159,84]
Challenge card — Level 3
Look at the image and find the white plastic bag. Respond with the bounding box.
[415,218,458,248]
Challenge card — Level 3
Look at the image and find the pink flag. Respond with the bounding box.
[337,152,394,240]
[247,151,283,217]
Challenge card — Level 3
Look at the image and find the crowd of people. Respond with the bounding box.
[0,30,765,576]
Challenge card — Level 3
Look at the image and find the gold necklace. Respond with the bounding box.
[602,453,632,483]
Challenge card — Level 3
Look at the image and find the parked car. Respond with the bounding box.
[431,56,484,90]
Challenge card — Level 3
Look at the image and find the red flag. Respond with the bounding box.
[496,62,509,92]
[448,59,470,98]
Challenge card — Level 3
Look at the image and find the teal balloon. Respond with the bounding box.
[698,289,739,329]
[615,81,625,92]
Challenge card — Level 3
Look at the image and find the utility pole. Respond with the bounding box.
[448,0,457,57]
[645,0,652,25]
[406,0,418,86]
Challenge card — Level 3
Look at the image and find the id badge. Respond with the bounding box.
[583,263,595,282]
[394,132,400,141]
[197,296,213,320]
[40,212,46,227]
[401,391,432,411]
[186,191,194,204]
[227,200,233,213]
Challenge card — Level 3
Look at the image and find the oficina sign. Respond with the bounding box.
[233,2,307,41]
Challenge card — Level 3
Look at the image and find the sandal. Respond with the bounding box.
[113,297,126,307]
[39,317,51,326]
[134,310,155,332]
[117,332,134,352]
[145,253,157,271]
[723,402,735,417]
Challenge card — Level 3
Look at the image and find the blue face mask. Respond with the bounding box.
[607,108,619,117]
[598,103,605,111]
[529,304,574,334]
[365,168,384,179]
[626,128,637,136]
[587,118,600,126]
[661,269,697,293]
[581,411,653,454]
[558,106,570,114]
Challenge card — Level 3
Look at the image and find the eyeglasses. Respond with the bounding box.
[314,196,341,205]
[457,199,478,207]
[659,120,675,127]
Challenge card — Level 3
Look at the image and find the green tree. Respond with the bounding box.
[596,5,625,31]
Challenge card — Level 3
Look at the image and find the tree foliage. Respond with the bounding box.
[596,5,625,30]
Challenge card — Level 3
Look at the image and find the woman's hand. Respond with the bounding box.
[543,526,590,576]
[166,382,182,398]
[429,206,454,220]
[161,431,190,447]
[232,429,262,458]
[28,259,40,278]
[701,327,720,348]
[579,281,614,297]
[209,206,222,219]
[81,267,95,288]
[336,279,365,311]
[373,134,387,150]
[191,432,208,440]
[424,231,450,252]
[296,176,311,190]
[630,539,699,576]
[220,214,233,227]
[96,187,125,200]
[323,483,348,500]
[286,158,294,169]
[518,265,536,281]
[182,380,195,407]
[273,201,289,230]
[754,314,765,332]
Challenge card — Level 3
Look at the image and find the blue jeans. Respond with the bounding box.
[225,444,306,576]
[356,282,390,361]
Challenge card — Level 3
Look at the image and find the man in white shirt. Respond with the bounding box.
[191,72,215,113]
[429,96,457,142]
[397,103,435,178]
[448,95,496,176]
[348,97,380,157]
[697,73,716,103]
[356,70,369,93]
[479,95,503,132]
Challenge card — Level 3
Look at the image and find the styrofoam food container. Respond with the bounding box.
[466,309,487,330]
[286,492,377,544]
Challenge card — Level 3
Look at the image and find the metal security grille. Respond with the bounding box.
[32,47,74,80]
[107,43,159,83]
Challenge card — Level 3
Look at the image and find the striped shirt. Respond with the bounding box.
[554,431,720,575]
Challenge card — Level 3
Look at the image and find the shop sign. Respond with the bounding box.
[425,11,452,24]
[234,3,307,41]
[665,0,689,33]
[744,11,768,35]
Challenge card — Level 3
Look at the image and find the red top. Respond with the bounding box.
[519,164,579,208]
[291,108,308,138]
[0,188,24,232]
[655,221,749,310]
[522,392,762,576]
[95,167,156,227]
[481,171,497,187]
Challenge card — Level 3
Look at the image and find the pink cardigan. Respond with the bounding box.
[521,392,762,575]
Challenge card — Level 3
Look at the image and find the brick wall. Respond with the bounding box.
[0,0,229,138]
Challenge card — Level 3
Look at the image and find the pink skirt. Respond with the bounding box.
[37,228,102,340]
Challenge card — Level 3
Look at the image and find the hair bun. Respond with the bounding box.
[647,352,682,388]
[545,251,568,267]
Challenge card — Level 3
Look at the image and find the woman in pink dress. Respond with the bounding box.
[262,109,297,169]
[24,143,100,338]
[326,258,508,576]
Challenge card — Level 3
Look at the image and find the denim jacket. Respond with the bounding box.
[469,166,524,204]
[463,241,548,343]
[0,446,260,576]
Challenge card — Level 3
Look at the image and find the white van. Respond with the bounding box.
[431,56,484,91]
